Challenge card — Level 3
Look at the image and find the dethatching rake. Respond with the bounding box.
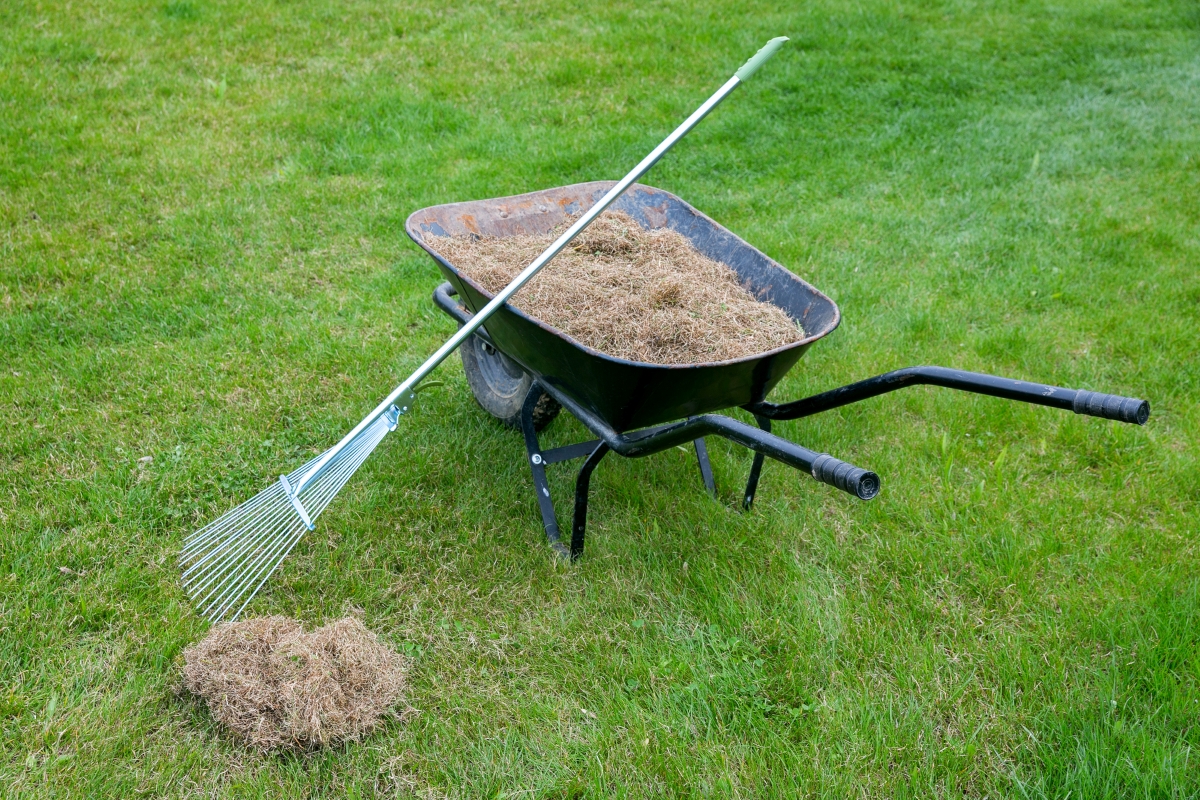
[180,38,792,622]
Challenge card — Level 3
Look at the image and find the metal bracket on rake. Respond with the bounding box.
[384,397,411,432]
[279,474,315,531]
[279,399,412,530]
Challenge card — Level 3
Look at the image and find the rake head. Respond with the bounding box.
[180,406,401,623]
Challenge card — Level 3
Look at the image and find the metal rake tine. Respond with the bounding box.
[216,441,382,621]
[192,387,389,613]
[181,438,360,618]
[188,535,282,609]
[185,495,302,594]
[182,497,290,578]
[186,428,379,581]
[289,436,375,516]
[291,426,382,517]
[183,488,281,553]
[201,441,373,618]
[184,506,299,602]
[282,441,348,484]
[202,501,324,621]
[204,524,305,621]
[211,519,312,622]
[183,522,273,587]
[198,420,385,620]
[184,439,340,557]
[182,483,286,558]
[186,470,297,539]
[225,525,309,622]
[303,435,385,523]
[198,518,303,620]
[190,526,295,612]
[181,499,294,586]
[289,419,380,488]
[284,424,377,487]
[299,436,376,518]
[184,501,253,548]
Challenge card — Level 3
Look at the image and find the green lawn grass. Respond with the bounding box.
[2,0,1198,795]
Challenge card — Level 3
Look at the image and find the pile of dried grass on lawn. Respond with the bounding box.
[183,616,407,751]
[434,211,804,365]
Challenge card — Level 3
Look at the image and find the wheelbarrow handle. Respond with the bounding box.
[811,454,880,500]
[694,415,879,501]
[747,366,1150,426]
[1071,389,1150,424]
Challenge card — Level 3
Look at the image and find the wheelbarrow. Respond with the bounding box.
[405,182,1150,559]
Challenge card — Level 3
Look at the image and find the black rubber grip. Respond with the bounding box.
[811,454,880,500]
[1072,390,1150,425]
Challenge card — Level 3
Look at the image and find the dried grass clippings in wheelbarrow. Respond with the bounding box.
[182,616,407,751]
[435,211,805,365]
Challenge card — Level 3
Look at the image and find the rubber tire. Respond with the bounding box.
[460,333,560,431]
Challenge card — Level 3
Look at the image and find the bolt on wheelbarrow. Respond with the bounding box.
[407,181,1150,560]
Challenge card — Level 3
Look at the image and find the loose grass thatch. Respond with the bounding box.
[433,211,804,365]
[183,616,407,751]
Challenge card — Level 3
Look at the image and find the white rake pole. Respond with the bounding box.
[181,37,790,622]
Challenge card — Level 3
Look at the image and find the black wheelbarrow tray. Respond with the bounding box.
[405,181,1150,559]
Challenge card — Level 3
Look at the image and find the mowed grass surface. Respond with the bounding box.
[2,0,1198,795]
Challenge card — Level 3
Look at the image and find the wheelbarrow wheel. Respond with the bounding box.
[460,333,560,431]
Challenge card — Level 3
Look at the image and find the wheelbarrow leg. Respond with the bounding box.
[693,438,716,497]
[742,415,771,511]
[519,384,565,554]
[571,442,609,560]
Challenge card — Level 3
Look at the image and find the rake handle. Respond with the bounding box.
[291,37,790,495]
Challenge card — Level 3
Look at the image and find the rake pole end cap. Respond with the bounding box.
[735,36,789,81]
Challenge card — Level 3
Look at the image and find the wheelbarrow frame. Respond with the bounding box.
[432,284,1148,559]
[412,183,1149,559]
